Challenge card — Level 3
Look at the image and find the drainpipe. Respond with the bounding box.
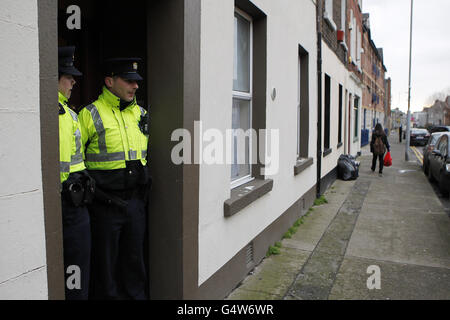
[316,0,323,198]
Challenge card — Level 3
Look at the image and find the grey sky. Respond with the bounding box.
[362,0,450,112]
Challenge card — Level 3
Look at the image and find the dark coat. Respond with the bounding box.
[370,131,390,154]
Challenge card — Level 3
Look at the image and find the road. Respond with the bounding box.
[410,144,450,217]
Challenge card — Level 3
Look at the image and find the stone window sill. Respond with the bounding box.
[324,12,337,31]
[323,148,332,157]
[294,157,314,176]
[337,142,343,149]
[224,179,274,218]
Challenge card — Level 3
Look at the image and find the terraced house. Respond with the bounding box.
[361,12,389,140]
[0,0,389,300]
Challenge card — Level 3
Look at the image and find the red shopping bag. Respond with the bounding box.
[384,152,392,167]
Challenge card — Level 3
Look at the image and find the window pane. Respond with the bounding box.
[326,0,333,15]
[338,85,343,143]
[297,56,301,157]
[439,138,447,154]
[297,104,301,157]
[324,74,331,150]
[231,98,251,181]
[354,97,359,138]
[233,13,251,93]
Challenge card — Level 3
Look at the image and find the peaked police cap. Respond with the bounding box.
[58,46,82,77]
[104,58,143,81]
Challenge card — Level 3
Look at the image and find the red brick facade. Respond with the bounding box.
[361,13,387,122]
[345,0,363,83]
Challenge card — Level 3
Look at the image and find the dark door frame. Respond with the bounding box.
[39,0,204,300]
[38,0,65,300]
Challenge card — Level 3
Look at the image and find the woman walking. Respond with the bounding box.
[370,123,390,177]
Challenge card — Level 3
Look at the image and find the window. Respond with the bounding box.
[438,136,448,156]
[297,54,301,158]
[325,0,333,15]
[324,0,337,31]
[341,0,346,32]
[338,84,343,145]
[350,10,356,63]
[354,96,360,139]
[364,109,367,129]
[356,27,362,70]
[225,2,271,217]
[297,46,310,160]
[232,9,253,188]
[324,74,331,151]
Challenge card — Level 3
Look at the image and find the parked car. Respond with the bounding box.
[429,126,450,134]
[410,128,430,146]
[423,132,445,175]
[427,132,450,197]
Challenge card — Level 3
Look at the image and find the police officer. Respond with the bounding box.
[79,58,150,300]
[58,46,93,300]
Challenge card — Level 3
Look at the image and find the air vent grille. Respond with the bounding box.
[245,242,254,268]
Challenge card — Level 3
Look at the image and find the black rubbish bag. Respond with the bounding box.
[337,155,360,181]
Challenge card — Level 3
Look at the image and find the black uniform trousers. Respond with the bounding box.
[89,189,148,300]
[62,202,91,300]
[371,153,385,174]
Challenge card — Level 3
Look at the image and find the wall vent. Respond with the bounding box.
[245,242,254,268]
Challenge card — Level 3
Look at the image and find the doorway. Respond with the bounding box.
[57,0,150,298]
[58,0,149,111]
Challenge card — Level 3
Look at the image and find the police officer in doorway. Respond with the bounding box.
[58,46,94,300]
[79,58,150,300]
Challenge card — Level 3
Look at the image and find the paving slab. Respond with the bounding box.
[226,247,310,300]
[284,180,371,300]
[347,205,450,269]
[329,255,450,300]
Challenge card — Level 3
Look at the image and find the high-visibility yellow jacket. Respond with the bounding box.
[59,92,86,183]
[78,87,148,171]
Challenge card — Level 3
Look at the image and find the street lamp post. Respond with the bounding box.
[405,0,414,161]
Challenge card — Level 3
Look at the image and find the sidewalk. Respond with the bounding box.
[227,133,450,300]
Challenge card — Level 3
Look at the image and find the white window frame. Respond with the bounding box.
[354,96,360,139]
[324,0,337,31]
[231,8,254,190]
[341,0,346,32]
[350,13,357,65]
[356,27,362,71]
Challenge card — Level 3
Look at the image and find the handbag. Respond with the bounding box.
[384,151,392,167]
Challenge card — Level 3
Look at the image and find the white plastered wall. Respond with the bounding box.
[198,0,318,285]
[320,41,350,178]
[0,0,48,300]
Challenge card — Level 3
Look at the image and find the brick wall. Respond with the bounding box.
[361,11,386,118]
[346,0,363,81]
[321,0,346,65]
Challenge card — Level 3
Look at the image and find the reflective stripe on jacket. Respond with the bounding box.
[78,87,148,171]
[59,92,86,183]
